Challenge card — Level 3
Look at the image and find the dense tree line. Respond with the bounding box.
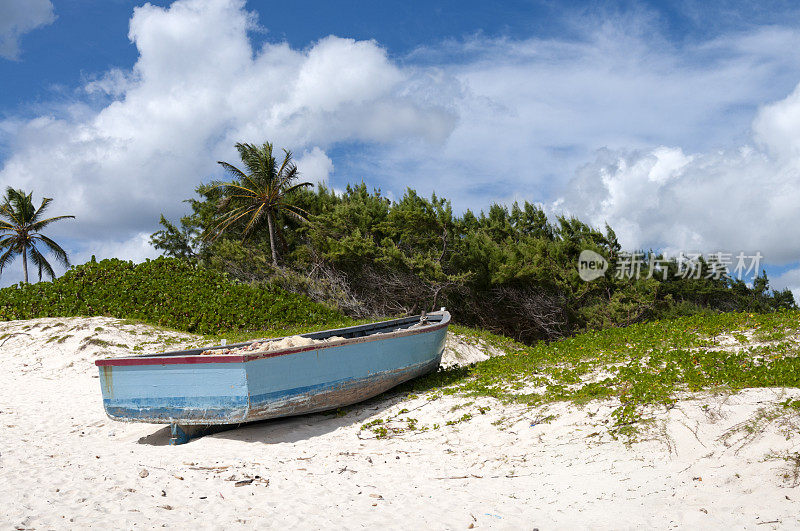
[153,180,794,343]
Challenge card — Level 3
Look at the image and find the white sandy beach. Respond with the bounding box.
[1,316,799,529]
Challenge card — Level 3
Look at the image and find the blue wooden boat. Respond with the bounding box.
[95,310,450,444]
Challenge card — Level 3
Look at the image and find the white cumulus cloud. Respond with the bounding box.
[774,267,800,304]
[296,147,333,185]
[4,0,800,295]
[0,0,456,288]
[347,25,800,214]
[555,82,800,267]
[0,0,55,60]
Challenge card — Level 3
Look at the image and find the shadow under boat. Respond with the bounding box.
[136,390,408,446]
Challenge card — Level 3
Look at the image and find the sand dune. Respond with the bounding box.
[1,317,798,529]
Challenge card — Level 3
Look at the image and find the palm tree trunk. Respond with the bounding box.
[266,210,279,267]
[22,247,28,284]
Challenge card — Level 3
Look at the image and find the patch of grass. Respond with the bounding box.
[787,453,800,486]
[732,332,749,344]
[359,399,495,439]
[781,398,800,411]
[766,449,800,487]
[446,413,473,426]
[45,334,72,344]
[449,401,473,412]
[359,418,397,439]
[83,337,111,348]
[361,418,384,430]
[393,311,800,439]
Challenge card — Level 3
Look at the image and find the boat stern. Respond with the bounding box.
[96,360,250,425]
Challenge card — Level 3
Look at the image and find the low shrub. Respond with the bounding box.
[0,257,343,334]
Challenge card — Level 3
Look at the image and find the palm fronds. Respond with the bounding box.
[0,186,74,283]
[208,141,313,265]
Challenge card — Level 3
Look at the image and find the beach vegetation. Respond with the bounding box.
[153,179,795,343]
[0,257,345,334]
[371,311,800,439]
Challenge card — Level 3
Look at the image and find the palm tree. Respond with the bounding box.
[211,142,312,266]
[0,187,75,283]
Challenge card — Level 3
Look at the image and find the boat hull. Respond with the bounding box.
[97,312,449,425]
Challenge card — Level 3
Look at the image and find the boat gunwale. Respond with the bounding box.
[95,311,450,367]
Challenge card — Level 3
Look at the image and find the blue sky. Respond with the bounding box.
[5,1,800,113]
[3,0,800,294]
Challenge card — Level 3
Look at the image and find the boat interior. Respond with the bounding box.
[134,311,449,358]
